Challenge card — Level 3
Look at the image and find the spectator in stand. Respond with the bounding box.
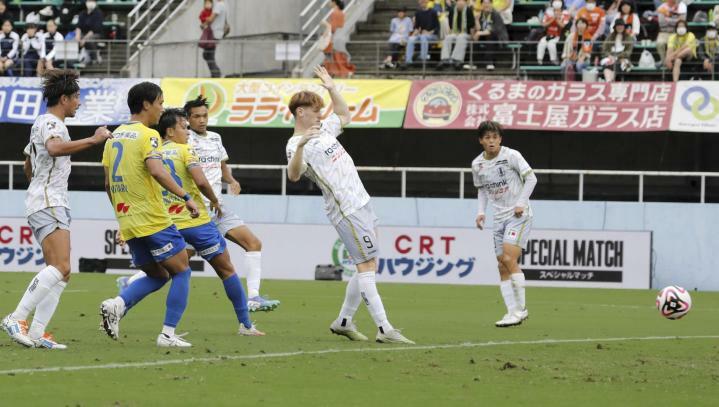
[665,20,696,82]
[493,0,514,25]
[322,0,355,78]
[438,0,475,70]
[20,23,42,77]
[472,0,508,71]
[600,18,633,82]
[562,17,593,79]
[610,1,639,40]
[699,22,719,78]
[381,7,413,69]
[603,0,621,31]
[199,0,221,78]
[564,0,585,17]
[38,19,63,75]
[405,0,439,66]
[537,1,572,65]
[656,0,686,64]
[75,0,104,65]
[0,19,18,76]
[575,0,606,51]
[429,0,453,39]
[0,1,14,25]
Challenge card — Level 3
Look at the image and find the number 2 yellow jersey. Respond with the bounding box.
[159,141,211,230]
[101,122,172,240]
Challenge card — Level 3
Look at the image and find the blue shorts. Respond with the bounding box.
[179,222,226,261]
[127,225,187,267]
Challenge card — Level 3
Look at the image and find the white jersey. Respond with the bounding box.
[25,114,72,217]
[188,129,228,206]
[286,114,370,225]
[471,146,533,223]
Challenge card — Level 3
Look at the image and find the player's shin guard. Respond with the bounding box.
[120,275,169,311]
[357,272,394,333]
[12,265,64,320]
[163,269,191,329]
[500,280,517,313]
[222,273,252,328]
[245,252,262,298]
[28,280,67,339]
[510,272,526,310]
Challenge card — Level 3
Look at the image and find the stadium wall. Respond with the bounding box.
[0,190,716,291]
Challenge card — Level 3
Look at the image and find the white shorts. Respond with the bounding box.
[334,204,379,265]
[493,214,532,257]
[212,203,244,236]
[27,206,71,244]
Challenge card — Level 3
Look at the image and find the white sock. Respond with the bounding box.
[11,265,64,320]
[510,273,526,310]
[357,271,394,333]
[161,325,175,336]
[28,280,67,339]
[245,251,262,298]
[338,273,361,324]
[500,280,517,314]
[127,271,146,285]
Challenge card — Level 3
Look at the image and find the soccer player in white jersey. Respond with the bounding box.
[178,96,280,312]
[1,69,112,349]
[471,121,537,327]
[286,66,414,344]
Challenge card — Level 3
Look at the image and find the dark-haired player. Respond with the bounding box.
[471,121,537,328]
[99,82,200,347]
[183,96,280,312]
[1,69,111,349]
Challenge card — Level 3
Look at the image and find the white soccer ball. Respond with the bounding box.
[656,286,692,320]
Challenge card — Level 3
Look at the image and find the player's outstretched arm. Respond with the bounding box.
[23,156,32,182]
[220,161,241,195]
[188,166,222,217]
[46,126,112,157]
[146,158,200,218]
[314,66,352,127]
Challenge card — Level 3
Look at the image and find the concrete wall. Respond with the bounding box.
[1,190,717,291]
[130,0,305,77]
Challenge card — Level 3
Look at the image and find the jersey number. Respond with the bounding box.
[111,142,123,183]
[362,235,374,249]
[162,159,183,196]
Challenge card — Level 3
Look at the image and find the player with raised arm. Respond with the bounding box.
[98,82,201,348]
[1,69,111,349]
[182,96,280,312]
[471,121,537,327]
[286,66,414,344]
[113,109,264,337]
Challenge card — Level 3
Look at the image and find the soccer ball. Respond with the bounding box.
[656,286,692,320]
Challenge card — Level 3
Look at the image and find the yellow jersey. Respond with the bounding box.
[159,141,211,230]
[101,122,172,240]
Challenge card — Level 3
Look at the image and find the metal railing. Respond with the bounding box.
[2,161,717,203]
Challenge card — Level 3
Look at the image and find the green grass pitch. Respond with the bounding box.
[0,272,718,406]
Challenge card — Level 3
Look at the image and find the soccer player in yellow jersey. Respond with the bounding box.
[99,82,200,348]
[117,109,264,336]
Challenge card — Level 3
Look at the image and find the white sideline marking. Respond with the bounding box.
[1,335,718,376]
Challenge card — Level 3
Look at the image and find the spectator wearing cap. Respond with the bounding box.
[438,0,474,70]
[600,18,633,82]
[39,19,63,75]
[609,1,639,40]
[75,0,104,65]
[0,19,19,76]
[665,20,696,82]
[381,7,413,69]
[656,0,686,64]
[21,22,42,76]
[699,22,719,78]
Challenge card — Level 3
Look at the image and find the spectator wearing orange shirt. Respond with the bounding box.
[575,0,606,48]
[562,17,593,79]
[323,0,355,77]
[656,0,686,64]
[537,1,571,65]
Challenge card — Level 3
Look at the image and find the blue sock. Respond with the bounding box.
[222,273,252,328]
[120,275,168,311]
[164,268,191,328]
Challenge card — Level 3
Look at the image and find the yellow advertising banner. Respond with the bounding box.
[160,78,411,128]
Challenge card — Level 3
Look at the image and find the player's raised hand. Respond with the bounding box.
[229,180,241,195]
[209,200,223,218]
[92,126,112,144]
[314,65,336,90]
[298,124,321,147]
[186,199,200,218]
[475,214,485,230]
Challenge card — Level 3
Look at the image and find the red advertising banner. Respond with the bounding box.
[404,80,675,131]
